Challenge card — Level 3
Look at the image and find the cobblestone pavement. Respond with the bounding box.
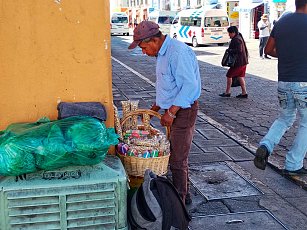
[111,35,306,187]
[111,35,307,229]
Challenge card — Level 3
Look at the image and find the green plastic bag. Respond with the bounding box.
[0,116,119,176]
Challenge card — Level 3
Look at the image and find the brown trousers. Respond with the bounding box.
[169,101,198,203]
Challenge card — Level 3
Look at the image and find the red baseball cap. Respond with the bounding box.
[128,21,160,49]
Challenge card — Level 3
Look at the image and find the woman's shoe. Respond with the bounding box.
[219,93,231,97]
[236,94,248,98]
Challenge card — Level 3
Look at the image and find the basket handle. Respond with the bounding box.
[120,109,170,139]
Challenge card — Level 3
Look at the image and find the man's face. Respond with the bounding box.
[138,38,160,57]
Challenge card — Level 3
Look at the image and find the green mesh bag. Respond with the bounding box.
[0,133,38,176]
[0,116,119,176]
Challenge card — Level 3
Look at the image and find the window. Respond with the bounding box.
[204,16,228,27]
[172,15,179,24]
[180,17,201,27]
[123,0,129,7]
[112,16,128,23]
[148,16,158,22]
[158,16,175,24]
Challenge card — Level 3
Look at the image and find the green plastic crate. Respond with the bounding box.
[0,155,128,230]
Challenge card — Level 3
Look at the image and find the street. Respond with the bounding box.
[111,35,307,229]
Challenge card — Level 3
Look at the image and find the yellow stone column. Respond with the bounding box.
[0,0,114,129]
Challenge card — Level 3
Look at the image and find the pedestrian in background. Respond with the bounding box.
[254,0,307,175]
[128,21,201,205]
[133,18,138,28]
[219,26,249,98]
[258,14,271,59]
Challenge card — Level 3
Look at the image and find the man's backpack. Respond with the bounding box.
[128,169,191,230]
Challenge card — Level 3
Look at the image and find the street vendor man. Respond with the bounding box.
[128,21,201,205]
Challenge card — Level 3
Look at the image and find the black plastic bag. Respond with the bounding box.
[231,77,241,87]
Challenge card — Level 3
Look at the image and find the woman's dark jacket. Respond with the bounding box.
[228,35,248,67]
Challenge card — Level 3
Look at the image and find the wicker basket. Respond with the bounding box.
[117,109,170,177]
[118,154,170,177]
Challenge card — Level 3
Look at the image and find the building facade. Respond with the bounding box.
[232,0,292,39]
[110,0,293,38]
[110,0,219,26]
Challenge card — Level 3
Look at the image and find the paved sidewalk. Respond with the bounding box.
[111,36,307,190]
[112,58,307,229]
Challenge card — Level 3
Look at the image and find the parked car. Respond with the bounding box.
[110,12,129,36]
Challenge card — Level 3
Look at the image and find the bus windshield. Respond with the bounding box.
[204,16,228,27]
[111,16,128,23]
[158,16,175,24]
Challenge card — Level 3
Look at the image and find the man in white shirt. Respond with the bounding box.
[257,14,271,59]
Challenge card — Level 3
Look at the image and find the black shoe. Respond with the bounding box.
[254,145,269,170]
[236,94,248,98]
[283,167,307,176]
[219,93,231,97]
[264,56,271,59]
[185,193,192,205]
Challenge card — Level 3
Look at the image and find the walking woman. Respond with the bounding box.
[219,26,249,98]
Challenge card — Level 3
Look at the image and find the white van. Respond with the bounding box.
[170,9,229,47]
[110,12,129,36]
[148,10,177,35]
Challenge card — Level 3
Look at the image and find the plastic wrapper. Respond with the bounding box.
[113,105,123,141]
[0,116,119,176]
[130,138,159,148]
[143,113,151,131]
[121,100,131,132]
[130,100,139,129]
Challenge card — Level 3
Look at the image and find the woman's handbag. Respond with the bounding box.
[221,49,237,67]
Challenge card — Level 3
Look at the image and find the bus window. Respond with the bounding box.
[180,17,201,27]
[111,16,128,23]
[204,16,228,27]
[148,16,158,22]
[158,16,174,24]
[172,15,179,24]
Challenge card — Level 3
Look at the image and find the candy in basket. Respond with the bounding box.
[114,101,170,177]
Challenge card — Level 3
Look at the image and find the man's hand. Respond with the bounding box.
[160,105,180,127]
[150,104,160,112]
[161,112,174,127]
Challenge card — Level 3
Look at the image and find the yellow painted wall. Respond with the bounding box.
[0,0,113,130]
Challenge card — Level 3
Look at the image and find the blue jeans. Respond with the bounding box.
[260,81,307,171]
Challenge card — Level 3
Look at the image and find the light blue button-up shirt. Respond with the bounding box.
[156,36,201,109]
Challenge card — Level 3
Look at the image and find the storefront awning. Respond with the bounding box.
[233,2,264,13]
